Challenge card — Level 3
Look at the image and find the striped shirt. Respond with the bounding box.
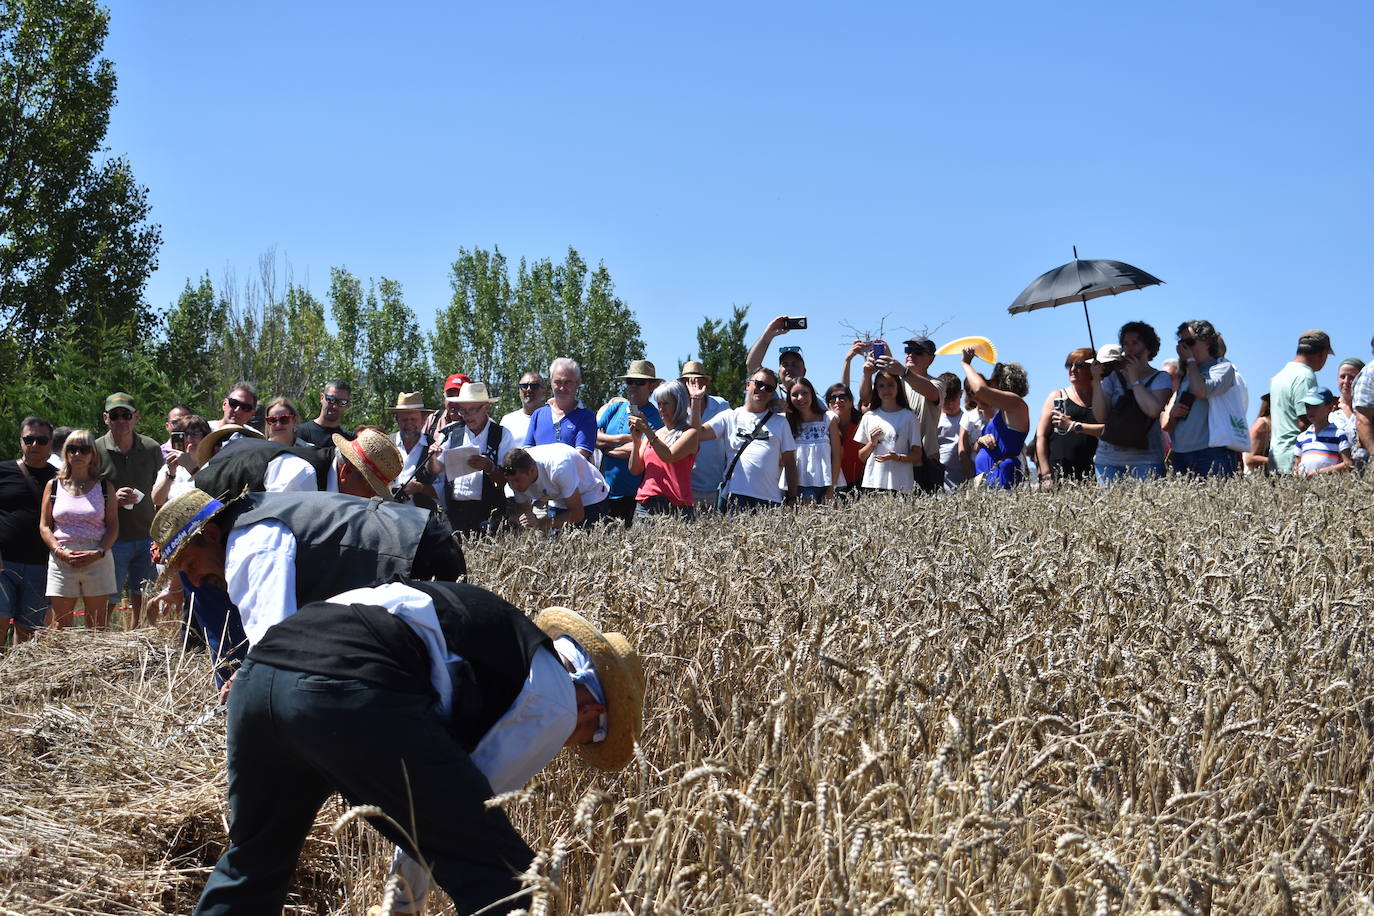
[1295,422,1350,473]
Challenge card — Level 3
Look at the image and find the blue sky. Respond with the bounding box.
[102,1,1373,418]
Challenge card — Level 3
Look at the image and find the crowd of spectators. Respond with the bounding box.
[3,319,1372,640]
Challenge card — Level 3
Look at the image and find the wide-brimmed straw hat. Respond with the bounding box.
[333,428,403,497]
[386,391,428,412]
[150,488,233,571]
[452,381,501,405]
[535,607,645,771]
[196,423,266,467]
[617,360,660,381]
[679,360,710,379]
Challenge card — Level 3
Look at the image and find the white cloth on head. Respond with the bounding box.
[553,635,607,742]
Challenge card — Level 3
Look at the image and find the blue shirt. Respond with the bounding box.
[597,400,663,499]
[1173,358,1236,453]
[690,395,732,493]
[523,405,598,455]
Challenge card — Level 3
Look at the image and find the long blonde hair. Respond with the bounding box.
[57,429,103,481]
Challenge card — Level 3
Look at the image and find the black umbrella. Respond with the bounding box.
[1008,247,1163,349]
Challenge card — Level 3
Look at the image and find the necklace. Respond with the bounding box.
[66,477,96,496]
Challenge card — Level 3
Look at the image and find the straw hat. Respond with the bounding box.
[196,423,266,467]
[386,391,428,412]
[679,360,710,379]
[617,360,660,381]
[451,381,500,405]
[333,428,403,498]
[535,607,645,771]
[150,488,232,570]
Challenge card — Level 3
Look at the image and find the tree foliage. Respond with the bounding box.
[436,247,645,414]
[0,0,160,353]
[691,304,750,406]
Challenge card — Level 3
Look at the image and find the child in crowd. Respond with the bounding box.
[1293,388,1352,476]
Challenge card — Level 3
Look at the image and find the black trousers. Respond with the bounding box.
[195,660,534,915]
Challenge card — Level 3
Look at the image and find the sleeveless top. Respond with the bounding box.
[638,439,694,506]
[974,411,1028,489]
[51,479,107,545]
[1047,388,1097,480]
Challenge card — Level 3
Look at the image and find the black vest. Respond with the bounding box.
[194,438,334,498]
[222,492,430,606]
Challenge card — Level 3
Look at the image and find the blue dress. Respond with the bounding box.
[973,411,1028,489]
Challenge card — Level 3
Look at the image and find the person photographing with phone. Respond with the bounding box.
[746,315,809,396]
[860,336,947,492]
[1164,320,1241,478]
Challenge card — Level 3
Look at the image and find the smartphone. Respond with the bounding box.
[871,340,888,359]
[783,316,808,330]
[629,404,642,419]
[170,431,187,450]
[1178,391,1197,408]
[1051,397,1067,434]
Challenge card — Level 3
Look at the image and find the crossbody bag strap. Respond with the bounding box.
[15,459,43,499]
[721,411,775,486]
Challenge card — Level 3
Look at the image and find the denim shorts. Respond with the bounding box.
[1,560,50,630]
[111,538,157,597]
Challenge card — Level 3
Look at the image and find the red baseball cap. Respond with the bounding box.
[443,373,470,393]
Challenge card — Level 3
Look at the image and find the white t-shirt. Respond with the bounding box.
[786,417,833,489]
[499,409,535,445]
[705,407,796,502]
[505,443,608,509]
[442,420,515,502]
[855,407,919,492]
[937,410,965,486]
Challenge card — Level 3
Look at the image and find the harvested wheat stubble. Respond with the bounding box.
[3,474,1373,915]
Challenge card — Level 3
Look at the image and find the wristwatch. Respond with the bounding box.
[1071,422,1083,434]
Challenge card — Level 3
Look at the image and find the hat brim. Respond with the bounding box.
[617,374,662,381]
[195,424,265,466]
[332,433,394,498]
[386,404,429,412]
[536,607,645,771]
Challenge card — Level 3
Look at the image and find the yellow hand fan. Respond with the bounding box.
[936,336,998,364]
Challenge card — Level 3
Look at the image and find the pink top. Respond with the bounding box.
[51,479,108,545]
[637,445,694,507]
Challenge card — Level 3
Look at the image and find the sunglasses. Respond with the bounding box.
[108,410,134,421]
[752,380,777,393]
[1179,337,1198,347]
[265,415,295,425]
[227,396,256,412]
[22,435,51,445]
[66,444,93,455]
[323,394,351,407]
[1066,361,1090,369]
[518,382,544,390]
[826,394,851,403]
[625,379,651,387]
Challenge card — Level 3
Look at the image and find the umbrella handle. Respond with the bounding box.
[1082,296,1096,351]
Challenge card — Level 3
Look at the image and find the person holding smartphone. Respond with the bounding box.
[1165,320,1240,478]
[152,415,213,508]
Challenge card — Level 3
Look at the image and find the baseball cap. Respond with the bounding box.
[903,337,937,355]
[443,373,470,393]
[1297,330,1333,355]
[1300,386,1337,407]
[104,392,136,412]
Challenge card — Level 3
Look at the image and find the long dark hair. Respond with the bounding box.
[824,383,861,427]
[866,371,911,412]
[785,377,826,434]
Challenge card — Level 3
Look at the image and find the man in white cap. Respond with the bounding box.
[428,381,515,536]
[191,579,645,916]
[595,359,663,526]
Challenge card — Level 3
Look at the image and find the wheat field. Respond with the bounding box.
[2,474,1372,915]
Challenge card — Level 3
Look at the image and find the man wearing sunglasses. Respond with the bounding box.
[94,392,163,627]
[697,369,797,512]
[1,417,58,642]
[297,379,357,449]
[499,371,546,444]
[210,383,260,433]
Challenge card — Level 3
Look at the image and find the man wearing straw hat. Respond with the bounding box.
[595,359,663,527]
[194,426,404,499]
[426,381,514,536]
[151,486,467,675]
[192,579,645,916]
[387,391,441,511]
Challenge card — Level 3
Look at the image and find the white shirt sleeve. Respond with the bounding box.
[263,454,319,492]
[225,521,298,645]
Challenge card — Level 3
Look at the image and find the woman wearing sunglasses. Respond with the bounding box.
[39,430,119,628]
[263,397,306,447]
[1035,347,1098,488]
[823,383,865,495]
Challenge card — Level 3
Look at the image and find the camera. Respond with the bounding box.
[170,431,187,451]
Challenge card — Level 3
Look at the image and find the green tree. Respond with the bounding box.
[159,274,227,409]
[355,277,431,426]
[690,304,750,407]
[432,247,515,402]
[0,0,161,379]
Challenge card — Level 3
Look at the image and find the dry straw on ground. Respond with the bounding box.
[2,474,1372,915]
